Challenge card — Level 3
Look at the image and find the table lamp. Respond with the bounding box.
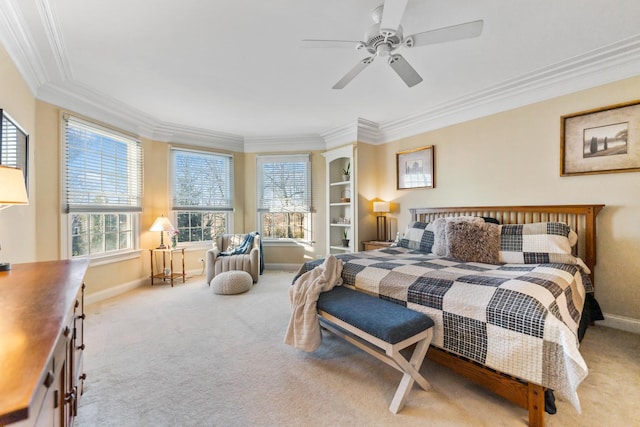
[150,215,174,249]
[0,166,29,271]
[373,201,390,241]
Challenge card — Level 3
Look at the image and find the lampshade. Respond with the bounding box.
[150,215,174,249]
[0,166,28,206]
[150,216,174,232]
[373,201,390,213]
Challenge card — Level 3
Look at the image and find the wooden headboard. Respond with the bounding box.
[410,205,604,284]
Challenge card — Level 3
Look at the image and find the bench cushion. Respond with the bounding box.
[317,286,434,344]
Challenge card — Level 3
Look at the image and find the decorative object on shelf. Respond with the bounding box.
[373,201,391,241]
[340,189,351,202]
[397,146,434,189]
[342,229,350,247]
[342,162,351,181]
[561,100,640,176]
[169,229,179,248]
[0,166,29,271]
[150,215,175,249]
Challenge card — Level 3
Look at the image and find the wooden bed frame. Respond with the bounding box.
[409,204,604,427]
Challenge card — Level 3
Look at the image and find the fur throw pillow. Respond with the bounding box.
[446,221,500,264]
[431,216,484,256]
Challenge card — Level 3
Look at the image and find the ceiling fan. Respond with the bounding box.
[302,0,483,89]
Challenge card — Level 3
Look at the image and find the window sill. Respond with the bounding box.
[177,242,213,252]
[81,249,143,267]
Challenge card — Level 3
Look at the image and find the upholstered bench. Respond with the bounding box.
[316,286,435,414]
[211,270,253,295]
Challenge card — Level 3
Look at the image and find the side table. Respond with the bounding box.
[362,240,394,251]
[150,248,185,287]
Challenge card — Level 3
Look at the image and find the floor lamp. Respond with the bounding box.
[373,201,390,241]
[0,166,29,271]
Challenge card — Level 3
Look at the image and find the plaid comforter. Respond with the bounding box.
[297,246,591,411]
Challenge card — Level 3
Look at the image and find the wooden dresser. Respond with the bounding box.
[0,259,88,427]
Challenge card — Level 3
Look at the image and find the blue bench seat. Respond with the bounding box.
[317,286,434,344]
[316,285,434,414]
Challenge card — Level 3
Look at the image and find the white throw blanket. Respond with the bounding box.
[284,255,343,352]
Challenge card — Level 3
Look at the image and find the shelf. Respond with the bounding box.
[330,202,350,207]
[330,223,351,227]
[329,245,352,251]
[330,180,350,187]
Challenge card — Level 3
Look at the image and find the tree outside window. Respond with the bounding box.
[257,154,311,240]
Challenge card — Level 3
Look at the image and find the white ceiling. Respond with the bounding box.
[2,0,640,151]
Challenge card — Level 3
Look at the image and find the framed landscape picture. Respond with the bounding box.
[561,100,640,176]
[397,145,434,189]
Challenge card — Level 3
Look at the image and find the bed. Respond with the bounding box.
[296,205,604,427]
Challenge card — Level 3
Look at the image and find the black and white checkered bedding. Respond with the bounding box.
[297,246,592,411]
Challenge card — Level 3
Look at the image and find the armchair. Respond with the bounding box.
[206,233,261,284]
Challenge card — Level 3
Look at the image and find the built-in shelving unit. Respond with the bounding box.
[323,145,357,255]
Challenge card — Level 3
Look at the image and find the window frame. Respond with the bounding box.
[61,113,142,261]
[256,153,312,242]
[170,147,234,245]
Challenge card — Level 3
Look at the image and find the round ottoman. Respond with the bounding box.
[211,271,253,295]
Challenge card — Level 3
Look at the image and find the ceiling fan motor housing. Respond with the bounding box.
[364,23,403,56]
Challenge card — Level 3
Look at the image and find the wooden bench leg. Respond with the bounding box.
[388,329,433,414]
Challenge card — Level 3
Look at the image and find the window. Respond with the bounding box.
[63,115,143,257]
[257,154,311,240]
[0,109,29,191]
[171,148,233,243]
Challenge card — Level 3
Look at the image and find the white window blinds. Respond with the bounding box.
[64,115,143,213]
[171,148,233,211]
[257,154,311,212]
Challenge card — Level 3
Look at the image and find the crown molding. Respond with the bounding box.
[377,35,640,143]
[153,122,244,150]
[356,118,380,145]
[36,0,72,80]
[244,134,325,153]
[0,0,48,93]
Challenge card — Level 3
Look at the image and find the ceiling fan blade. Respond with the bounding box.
[406,20,484,47]
[301,39,361,48]
[388,54,423,87]
[332,57,374,89]
[380,0,408,31]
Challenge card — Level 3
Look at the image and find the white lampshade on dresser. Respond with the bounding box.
[0,166,29,271]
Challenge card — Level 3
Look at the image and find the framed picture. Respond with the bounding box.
[561,100,640,176]
[396,145,434,189]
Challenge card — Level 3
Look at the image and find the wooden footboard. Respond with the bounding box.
[411,204,604,427]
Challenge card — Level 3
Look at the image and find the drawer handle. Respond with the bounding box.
[78,313,86,320]
[63,326,71,337]
[77,344,86,350]
[43,370,55,388]
[79,373,87,381]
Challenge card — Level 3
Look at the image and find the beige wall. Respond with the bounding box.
[0,43,36,264]
[378,76,640,321]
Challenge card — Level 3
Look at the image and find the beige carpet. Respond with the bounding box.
[75,270,639,427]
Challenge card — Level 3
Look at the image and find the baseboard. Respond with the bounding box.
[598,312,640,335]
[265,263,301,272]
[85,268,204,305]
[85,278,147,306]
